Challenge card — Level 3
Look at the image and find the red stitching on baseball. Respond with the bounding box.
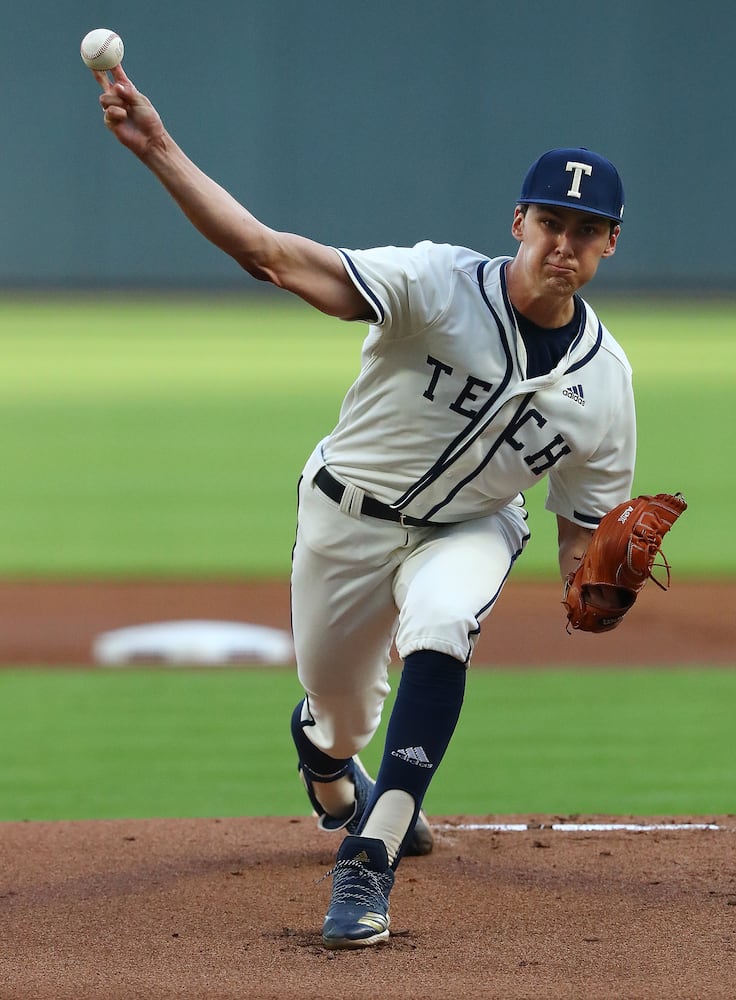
[89,35,117,60]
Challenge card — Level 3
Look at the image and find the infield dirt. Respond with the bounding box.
[0,577,732,667]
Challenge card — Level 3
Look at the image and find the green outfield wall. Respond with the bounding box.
[0,1,733,292]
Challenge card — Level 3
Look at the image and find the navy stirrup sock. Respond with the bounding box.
[362,650,466,851]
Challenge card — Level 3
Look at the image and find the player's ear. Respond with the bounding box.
[511,206,526,243]
[601,225,620,258]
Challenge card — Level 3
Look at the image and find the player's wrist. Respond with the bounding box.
[138,128,177,168]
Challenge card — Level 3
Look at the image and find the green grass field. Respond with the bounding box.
[1,667,733,822]
[0,295,733,822]
[0,294,732,576]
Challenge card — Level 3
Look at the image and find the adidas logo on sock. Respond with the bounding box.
[562,383,585,406]
[391,746,433,768]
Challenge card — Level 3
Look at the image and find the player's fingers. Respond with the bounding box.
[103,79,149,112]
[99,80,138,111]
[111,64,133,86]
[102,105,127,129]
[99,89,124,111]
[91,68,113,93]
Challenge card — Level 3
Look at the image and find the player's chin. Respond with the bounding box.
[544,272,578,296]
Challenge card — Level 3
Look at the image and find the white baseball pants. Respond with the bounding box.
[290,446,529,759]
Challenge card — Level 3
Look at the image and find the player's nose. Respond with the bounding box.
[554,230,574,255]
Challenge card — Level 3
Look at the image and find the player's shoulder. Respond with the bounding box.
[341,239,501,273]
[371,240,493,266]
[413,240,503,271]
[396,240,490,271]
[410,242,517,298]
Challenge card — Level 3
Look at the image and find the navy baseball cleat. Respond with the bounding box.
[299,755,434,856]
[322,835,395,949]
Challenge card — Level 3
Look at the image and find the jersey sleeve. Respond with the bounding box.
[545,371,637,527]
[335,241,457,337]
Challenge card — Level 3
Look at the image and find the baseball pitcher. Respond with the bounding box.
[91,63,685,950]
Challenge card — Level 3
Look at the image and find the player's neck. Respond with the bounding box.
[513,298,574,329]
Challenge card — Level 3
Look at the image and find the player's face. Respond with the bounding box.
[511,205,619,296]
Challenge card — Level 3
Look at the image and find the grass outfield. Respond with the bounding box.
[0,294,732,577]
[0,666,732,822]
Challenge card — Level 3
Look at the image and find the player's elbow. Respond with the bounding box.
[236,258,281,285]
[228,228,290,286]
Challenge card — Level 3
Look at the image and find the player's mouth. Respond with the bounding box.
[546,260,576,274]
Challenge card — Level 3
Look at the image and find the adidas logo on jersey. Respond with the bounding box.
[563,383,585,406]
[391,746,433,768]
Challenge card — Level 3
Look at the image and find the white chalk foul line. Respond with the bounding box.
[435,822,727,833]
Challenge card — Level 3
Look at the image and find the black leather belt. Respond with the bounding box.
[314,467,437,528]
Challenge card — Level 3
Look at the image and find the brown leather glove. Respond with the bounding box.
[563,493,688,633]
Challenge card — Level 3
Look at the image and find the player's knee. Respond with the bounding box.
[395,602,479,663]
[298,690,385,760]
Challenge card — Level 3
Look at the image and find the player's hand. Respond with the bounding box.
[94,65,165,158]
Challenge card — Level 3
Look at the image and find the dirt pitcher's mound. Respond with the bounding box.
[0,578,734,667]
[0,814,734,999]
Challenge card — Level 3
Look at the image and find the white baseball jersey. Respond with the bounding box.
[324,241,636,527]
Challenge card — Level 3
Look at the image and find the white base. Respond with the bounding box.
[93,619,294,667]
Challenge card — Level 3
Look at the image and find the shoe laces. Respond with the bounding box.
[320,857,394,908]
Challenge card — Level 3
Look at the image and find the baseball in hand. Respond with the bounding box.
[80,29,124,71]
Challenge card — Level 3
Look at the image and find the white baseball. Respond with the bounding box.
[80,29,124,71]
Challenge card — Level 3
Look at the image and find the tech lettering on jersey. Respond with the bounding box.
[425,393,570,520]
[450,376,494,418]
[499,402,572,475]
[406,390,574,522]
[566,161,593,199]
[423,355,494,419]
[419,356,572,487]
[423,355,453,400]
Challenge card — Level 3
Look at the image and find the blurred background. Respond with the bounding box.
[1,0,734,292]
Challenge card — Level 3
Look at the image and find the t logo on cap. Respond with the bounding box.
[565,161,593,199]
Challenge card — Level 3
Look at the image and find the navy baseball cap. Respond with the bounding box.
[519,147,625,223]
